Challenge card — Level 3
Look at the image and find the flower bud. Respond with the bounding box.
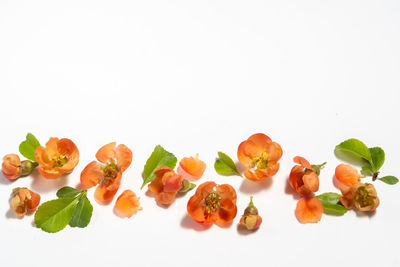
[21,160,38,177]
[353,183,379,212]
[239,196,262,230]
[2,154,22,180]
[9,187,41,217]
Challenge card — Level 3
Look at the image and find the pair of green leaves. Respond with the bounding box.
[335,138,398,185]
[214,152,242,177]
[316,192,347,216]
[19,133,41,162]
[141,145,196,193]
[34,187,93,233]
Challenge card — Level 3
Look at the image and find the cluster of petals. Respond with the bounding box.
[148,166,183,205]
[9,187,40,217]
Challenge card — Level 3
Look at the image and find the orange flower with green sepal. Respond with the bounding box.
[148,166,183,205]
[10,187,40,217]
[237,133,282,181]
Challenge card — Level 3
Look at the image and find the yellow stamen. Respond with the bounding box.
[205,191,220,214]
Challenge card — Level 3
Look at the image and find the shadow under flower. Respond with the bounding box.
[180,214,212,231]
[0,172,13,185]
[237,224,260,236]
[284,176,301,200]
[30,171,70,194]
[239,177,273,194]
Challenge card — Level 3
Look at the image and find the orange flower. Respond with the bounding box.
[9,187,40,217]
[334,164,363,192]
[2,154,22,180]
[295,196,323,224]
[289,156,322,196]
[80,142,132,204]
[187,181,237,225]
[148,166,183,205]
[35,137,79,179]
[237,133,282,181]
[340,183,379,212]
[114,190,142,218]
[177,154,206,181]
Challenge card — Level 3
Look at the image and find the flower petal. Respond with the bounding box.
[178,155,206,181]
[57,138,79,173]
[295,196,323,223]
[37,167,63,179]
[96,142,116,164]
[116,144,132,172]
[265,141,283,162]
[80,161,103,189]
[94,183,119,204]
[114,190,141,218]
[293,156,312,170]
[335,164,361,188]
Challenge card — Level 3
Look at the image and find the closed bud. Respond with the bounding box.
[239,196,262,230]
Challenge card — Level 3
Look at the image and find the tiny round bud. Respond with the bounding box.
[21,160,38,177]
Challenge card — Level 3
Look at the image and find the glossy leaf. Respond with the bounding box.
[19,133,41,161]
[214,152,241,177]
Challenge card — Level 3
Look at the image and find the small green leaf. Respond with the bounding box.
[69,194,93,228]
[335,138,372,166]
[179,180,196,193]
[56,186,81,198]
[361,165,373,176]
[316,192,347,216]
[142,145,177,189]
[34,198,79,233]
[369,147,385,172]
[19,133,41,161]
[214,152,241,177]
[378,176,399,185]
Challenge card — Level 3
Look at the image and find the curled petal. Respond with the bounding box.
[114,190,141,218]
[57,138,79,173]
[96,142,116,164]
[335,164,362,188]
[80,161,103,189]
[302,170,319,193]
[295,196,323,224]
[177,155,206,181]
[116,144,132,172]
[43,137,59,159]
[37,167,63,179]
[94,183,119,204]
[164,174,183,192]
[265,142,283,162]
[293,156,312,170]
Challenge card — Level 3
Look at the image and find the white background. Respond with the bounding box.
[1,1,399,266]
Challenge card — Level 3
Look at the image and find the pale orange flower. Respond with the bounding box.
[289,156,321,196]
[9,188,40,217]
[295,196,323,224]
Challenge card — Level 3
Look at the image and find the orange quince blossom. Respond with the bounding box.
[334,164,363,192]
[2,154,38,181]
[340,182,379,212]
[237,133,283,181]
[35,137,79,179]
[148,166,183,205]
[187,181,237,225]
[114,190,142,218]
[80,142,132,204]
[289,156,324,196]
[239,196,262,230]
[177,154,206,181]
[10,187,40,217]
[295,196,323,224]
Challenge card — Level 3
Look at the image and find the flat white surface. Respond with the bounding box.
[1,1,399,266]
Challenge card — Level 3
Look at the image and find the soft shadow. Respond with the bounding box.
[237,224,259,236]
[30,171,70,193]
[5,209,19,219]
[0,172,13,185]
[334,150,366,167]
[332,175,342,190]
[216,221,233,229]
[239,177,273,194]
[356,210,377,218]
[180,214,212,231]
[284,177,301,200]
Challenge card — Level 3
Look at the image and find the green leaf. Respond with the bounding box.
[179,180,196,193]
[335,138,372,166]
[369,147,385,172]
[361,165,373,176]
[34,198,79,233]
[214,152,242,177]
[56,186,81,198]
[141,145,177,189]
[19,133,41,161]
[316,192,347,216]
[378,176,399,185]
[69,194,93,228]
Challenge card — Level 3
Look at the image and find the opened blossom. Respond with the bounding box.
[80,142,132,204]
[340,183,379,212]
[9,188,40,217]
[148,166,183,205]
[289,156,325,196]
[177,154,206,181]
[114,190,142,218]
[35,137,79,179]
[295,196,323,224]
[187,181,237,225]
[238,133,282,181]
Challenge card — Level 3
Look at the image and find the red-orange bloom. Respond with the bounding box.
[340,183,380,212]
[9,187,40,217]
[148,166,183,205]
[187,181,237,225]
[80,142,132,204]
[295,196,323,224]
[334,164,363,192]
[289,156,320,196]
[114,190,142,218]
[2,154,22,180]
[237,133,283,181]
[35,137,79,179]
[177,154,206,181]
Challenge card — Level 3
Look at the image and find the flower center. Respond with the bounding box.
[102,161,119,182]
[251,152,268,169]
[355,187,374,207]
[52,155,69,168]
[205,191,220,214]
